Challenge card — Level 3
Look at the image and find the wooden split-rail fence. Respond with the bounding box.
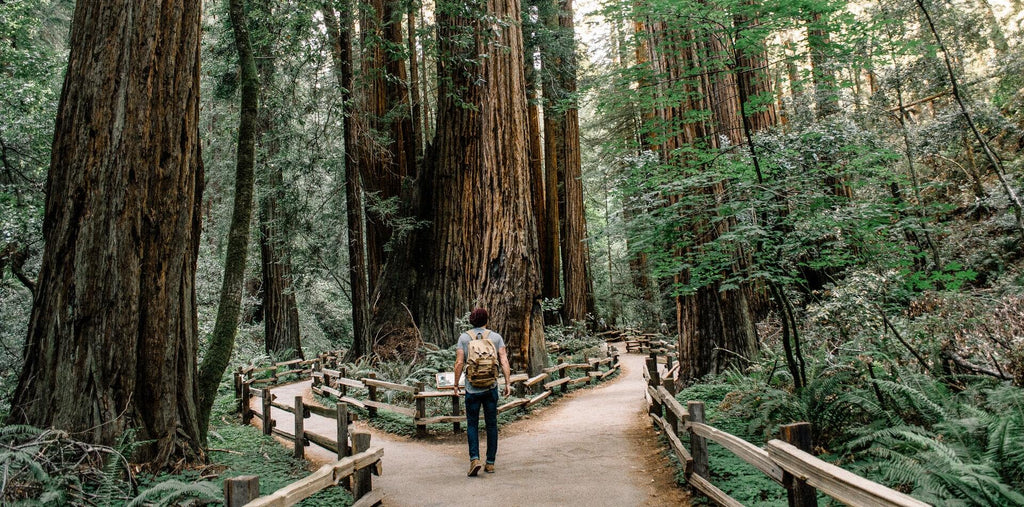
[228,353,383,506]
[223,437,383,507]
[234,348,621,444]
[642,351,929,507]
[308,351,621,437]
[228,347,621,505]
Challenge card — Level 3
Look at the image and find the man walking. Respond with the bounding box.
[453,308,512,476]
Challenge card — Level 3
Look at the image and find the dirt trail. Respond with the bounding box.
[256,353,690,506]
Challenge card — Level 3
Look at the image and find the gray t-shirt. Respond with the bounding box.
[458,327,505,394]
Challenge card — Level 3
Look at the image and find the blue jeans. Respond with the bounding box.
[464,387,498,463]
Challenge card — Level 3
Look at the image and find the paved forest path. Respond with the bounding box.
[255,353,691,506]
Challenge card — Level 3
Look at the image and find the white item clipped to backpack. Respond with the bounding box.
[466,329,499,388]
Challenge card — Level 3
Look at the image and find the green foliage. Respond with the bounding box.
[675,342,1024,504]
[0,0,70,415]
[198,402,353,506]
[0,425,135,505]
[127,480,221,507]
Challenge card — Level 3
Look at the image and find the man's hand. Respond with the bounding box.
[503,384,511,397]
[452,387,460,397]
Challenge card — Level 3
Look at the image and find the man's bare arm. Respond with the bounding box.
[453,347,465,396]
[498,347,512,396]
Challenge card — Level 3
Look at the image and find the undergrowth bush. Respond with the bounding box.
[677,342,1024,506]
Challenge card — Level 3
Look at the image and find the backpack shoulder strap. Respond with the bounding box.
[479,329,491,341]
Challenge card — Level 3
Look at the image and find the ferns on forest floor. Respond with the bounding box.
[0,425,135,505]
[676,351,1024,506]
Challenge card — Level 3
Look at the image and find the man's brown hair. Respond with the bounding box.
[469,308,488,328]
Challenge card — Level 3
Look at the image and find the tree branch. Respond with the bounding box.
[944,349,1012,380]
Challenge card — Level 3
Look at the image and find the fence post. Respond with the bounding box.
[415,381,427,438]
[240,381,251,424]
[233,368,243,402]
[663,379,679,433]
[337,403,350,460]
[781,422,817,507]
[352,432,373,500]
[294,396,305,459]
[687,401,709,478]
[451,392,462,433]
[646,355,662,417]
[224,475,259,507]
[312,361,321,388]
[339,367,347,395]
[664,395,678,435]
[262,388,273,435]
[366,373,378,418]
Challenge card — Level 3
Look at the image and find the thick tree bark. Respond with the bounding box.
[11,0,205,468]
[408,7,424,163]
[523,11,556,301]
[198,0,260,442]
[360,0,416,291]
[541,81,563,309]
[639,14,760,380]
[420,0,547,373]
[536,0,569,313]
[549,0,595,323]
[259,182,303,359]
[324,1,371,359]
[528,64,554,299]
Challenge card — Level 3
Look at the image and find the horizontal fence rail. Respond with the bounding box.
[642,351,930,507]
[237,347,622,443]
[224,444,383,507]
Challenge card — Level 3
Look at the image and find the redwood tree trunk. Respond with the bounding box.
[551,0,594,323]
[639,14,761,380]
[256,1,303,360]
[324,1,371,359]
[421,0,546,373]
[11,0,205,468]
[523,12,555,301]
[360,0,416,291]
[408,6,424,163]
[808,11,839,119]
[260,181,303,359]
[541,75,563,312]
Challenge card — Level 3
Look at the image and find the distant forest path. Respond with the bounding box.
[257,353,690,506]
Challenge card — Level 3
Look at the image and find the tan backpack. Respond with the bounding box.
[466,329,498,388]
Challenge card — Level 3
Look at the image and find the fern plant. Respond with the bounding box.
[127,480,221,506]
[0,425,133,505]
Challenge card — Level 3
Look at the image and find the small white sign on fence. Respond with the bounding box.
[436,372,464,389]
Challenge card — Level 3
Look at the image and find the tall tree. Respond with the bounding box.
[254,0,303,359]
[259,177,303,358]
[419,0,547,373]
[323,0,371,358]
[635,4,768,380]
[11,0,205,467]
[360,0,417,290]
[523,0,558,302]
[198,0,261,440]
[807,6,839,119]
[548,0,595,322]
